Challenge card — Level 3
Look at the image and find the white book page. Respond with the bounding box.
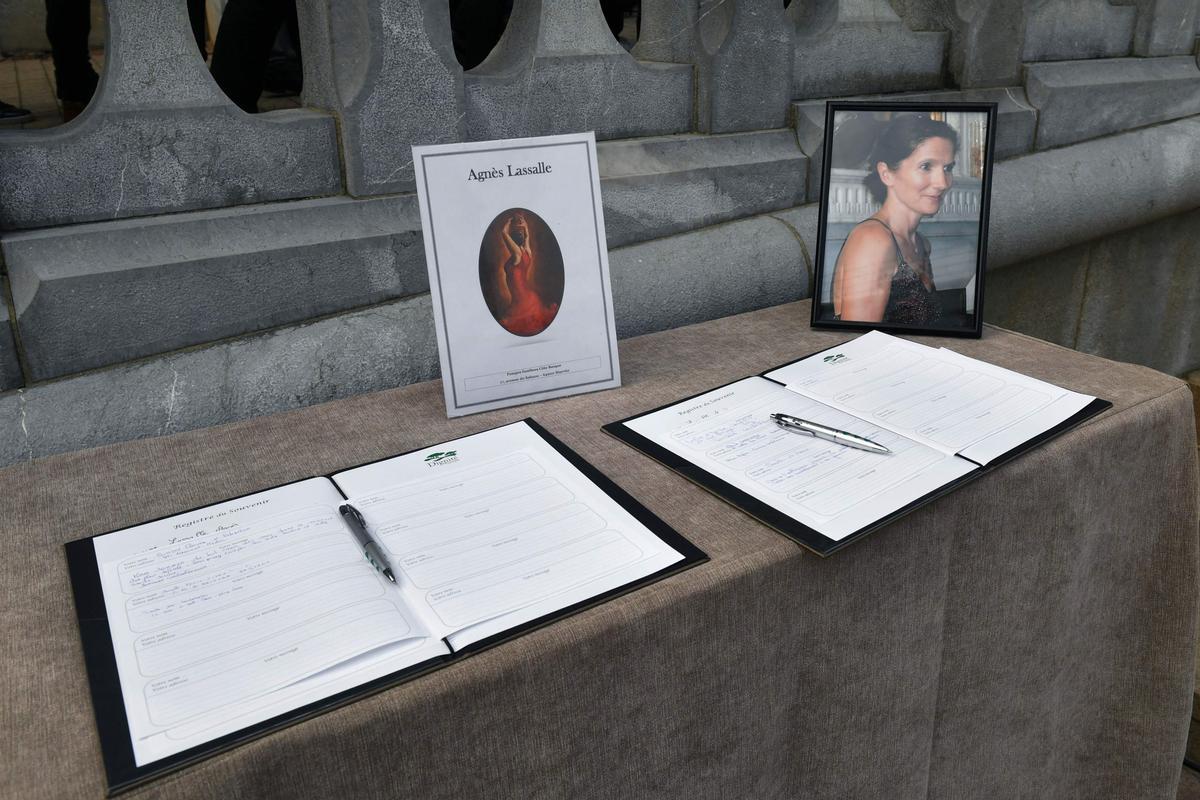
[764,331,1095,464]
[622,377,976,542]
[92,478,448,767]
[330,421,684,651]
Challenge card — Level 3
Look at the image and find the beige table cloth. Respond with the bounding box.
[2,300,1197,799]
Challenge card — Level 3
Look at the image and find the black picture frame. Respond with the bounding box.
[809,100,998,338]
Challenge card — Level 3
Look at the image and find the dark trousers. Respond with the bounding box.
[209,0,297,114]
[44,0,98,103]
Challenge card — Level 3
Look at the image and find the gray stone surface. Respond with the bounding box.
[788,0,946,99]
[1074,208,1200,376]
[464,0,691,141]
[0,298,22,392]
[3,195,427,381]
[988,116,1200,269]
[792,87,1037,203]
[887,0,952,31]
[943,0,1026,88]
[0,0,342,231]
[983,242,1090,349]
[299,0,466,196]
[598,130,807,248]
[1131,0,1199,56]
[695,0,793,133]
[1025,56,1200,149]
[608,215,809,339]
[630,0,697,63]
[768,204,820,291]
[1023,0,1136,61]
[0,295,442,467]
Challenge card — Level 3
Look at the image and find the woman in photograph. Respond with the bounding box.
[831,115,958,324]
[496,211,559,335]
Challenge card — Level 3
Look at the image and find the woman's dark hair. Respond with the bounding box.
[863,115,959,204]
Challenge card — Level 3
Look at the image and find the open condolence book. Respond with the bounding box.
[66,419,703,794]
[605,331,1110,556]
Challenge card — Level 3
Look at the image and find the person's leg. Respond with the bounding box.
[209,0,291,113]
[448,0,512,71]
[44,0,99,105]
[187,0,208,60]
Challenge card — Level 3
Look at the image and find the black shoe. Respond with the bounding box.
[0,100,33,125]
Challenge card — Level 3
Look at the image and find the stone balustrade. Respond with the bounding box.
[1,0,1200,466]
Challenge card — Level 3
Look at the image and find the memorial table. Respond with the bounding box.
[2,300,1196,799]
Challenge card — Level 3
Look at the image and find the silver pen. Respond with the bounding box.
[769,413,891,454]
[338,503,398,583]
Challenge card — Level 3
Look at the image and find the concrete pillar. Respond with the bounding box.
[788,0,945,99]
[1129,0,1200,56]
[299,0,466,195]
[943,0,1026,88]
[464,0,692,141]
[1022,0,1135,61]
[695,0,793,134]
[631,0,698,63]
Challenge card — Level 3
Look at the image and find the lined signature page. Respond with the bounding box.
[764,331,1095,465]
[623,377,975,541]
[92,478,449,767]
[331,421,685,651]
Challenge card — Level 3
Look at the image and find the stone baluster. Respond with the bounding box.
[894,0,1025,88]
[298,0,465,195]
[631,0,698,63]
[695,0,794,134]
[787,0,946,99]
[1126,0,1199,55]
[1022,0,1135,61]
[464,0,692,141]
[0,0,341,231]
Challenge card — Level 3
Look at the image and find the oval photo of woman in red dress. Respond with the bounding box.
[478,208,564,337]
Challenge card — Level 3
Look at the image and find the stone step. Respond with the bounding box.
[792,86,1038,204]
[597,129,806,247]
[988,115,1200,269]
[0,209,811,467]
[1,195,426,384]
[0,129,806,385]
[1025,56,1200,149]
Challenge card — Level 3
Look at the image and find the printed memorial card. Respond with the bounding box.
[413,133,621,416]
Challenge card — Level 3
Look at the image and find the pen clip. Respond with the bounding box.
[339,503,367,529]
[772,414,815,436]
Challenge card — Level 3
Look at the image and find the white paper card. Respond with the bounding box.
[412,133,621,416]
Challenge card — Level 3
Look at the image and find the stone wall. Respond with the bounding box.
[1,0,1199,466]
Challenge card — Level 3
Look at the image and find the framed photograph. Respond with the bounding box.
[810,101,998,338]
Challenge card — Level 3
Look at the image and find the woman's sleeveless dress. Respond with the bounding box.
[835,219,941,325]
